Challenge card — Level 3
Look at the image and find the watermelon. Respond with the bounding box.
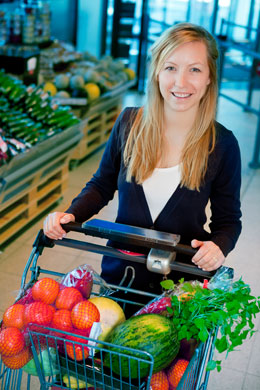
[104,314,179,379]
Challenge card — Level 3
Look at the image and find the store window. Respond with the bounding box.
[105,0,260,91]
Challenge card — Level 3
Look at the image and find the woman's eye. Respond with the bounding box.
[191,67,201,72]
[166,66,176,71]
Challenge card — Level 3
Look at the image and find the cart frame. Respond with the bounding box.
[1,220,231,390]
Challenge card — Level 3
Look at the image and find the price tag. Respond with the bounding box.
[53,97,88,106]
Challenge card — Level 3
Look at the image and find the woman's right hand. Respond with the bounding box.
[43,212,75,240]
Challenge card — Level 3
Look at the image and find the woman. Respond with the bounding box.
[44,23,241,295]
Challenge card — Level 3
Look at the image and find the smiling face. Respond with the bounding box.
[158,40,211,117]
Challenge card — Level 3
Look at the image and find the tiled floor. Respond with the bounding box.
[0,89,260,389]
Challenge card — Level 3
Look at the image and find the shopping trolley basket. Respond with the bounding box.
[0,219,233,390]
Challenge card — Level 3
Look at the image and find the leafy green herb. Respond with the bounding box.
[161,278,260,371]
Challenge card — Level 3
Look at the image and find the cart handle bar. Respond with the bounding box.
[57,219,217,278]
[61,219,198,257]
[35,231,215,279]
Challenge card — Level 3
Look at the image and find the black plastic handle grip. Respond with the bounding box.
[60,220,198,257]
[174,243,198,257]
[61,222,84,233]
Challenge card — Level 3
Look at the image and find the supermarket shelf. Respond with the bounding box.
[0,164,68,246]
[70,96,122,166]
[0,125,81,247]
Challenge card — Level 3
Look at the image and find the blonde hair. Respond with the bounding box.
[124,23,219,191]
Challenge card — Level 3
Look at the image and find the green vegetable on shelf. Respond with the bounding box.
[0,70,80,155]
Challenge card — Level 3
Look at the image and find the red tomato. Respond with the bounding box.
[71,301,100,330]
[32,278,60,304]
[0,327,25,357]
[55,287,83,310]
[3,304,25,330]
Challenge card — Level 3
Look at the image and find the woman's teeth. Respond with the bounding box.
[172,92,191,98]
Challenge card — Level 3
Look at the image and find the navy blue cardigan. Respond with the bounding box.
[67,107,242,290]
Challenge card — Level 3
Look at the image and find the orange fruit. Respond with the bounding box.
[66,333,90,361]
[0,327,25,357]
[24,302,55,326]
[71,301,100,330]
[55,287,83,310]
[51,309,73,332]
[2,347,30,369]
[167,359,189,388]
[3,304,25,330]
[32,278,60,304]
[150,370,169,389]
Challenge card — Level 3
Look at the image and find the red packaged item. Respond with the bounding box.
[133,296,172,316]
[60,264,94,298]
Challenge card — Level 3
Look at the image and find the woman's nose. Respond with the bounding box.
[174,70,187,88]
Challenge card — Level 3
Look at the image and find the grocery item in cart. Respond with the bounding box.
[150,370,169,390]
[104,313,180,378]
[22,347,58,376]
[0,264,104,370]
[88,296,126,341]
[167,358,189,389]
[60,264,94,298]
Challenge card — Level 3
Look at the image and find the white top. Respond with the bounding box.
[142,165,181,222]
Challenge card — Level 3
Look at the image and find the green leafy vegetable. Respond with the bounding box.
[161,277,260,371]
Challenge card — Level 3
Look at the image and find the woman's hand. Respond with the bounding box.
[191,239,225,271]
[43,212,75,240]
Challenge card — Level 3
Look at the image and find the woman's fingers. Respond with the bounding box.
[191,240,225,271]
[43,212,75,239]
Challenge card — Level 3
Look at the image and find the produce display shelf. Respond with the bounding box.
[70,95,122,167]
[0,125,82,247]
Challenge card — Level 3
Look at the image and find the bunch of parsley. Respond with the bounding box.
[161,278,260,371]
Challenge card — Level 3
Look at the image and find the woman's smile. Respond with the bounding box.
[171,92,192,98]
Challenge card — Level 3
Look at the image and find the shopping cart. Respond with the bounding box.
[0,219,233,390]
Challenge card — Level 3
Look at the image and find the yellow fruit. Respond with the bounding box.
[123,68,136,80]
[43,82,57,96]
[62,374,86,389]
[84,83,100,101]
[89,297,125,341]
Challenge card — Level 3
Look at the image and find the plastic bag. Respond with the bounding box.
[59,264,94,298]
[207,266,234,291]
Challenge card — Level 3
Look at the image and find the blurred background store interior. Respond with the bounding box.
[0,1,260,390]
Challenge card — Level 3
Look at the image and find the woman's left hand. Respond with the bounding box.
[191,239,225,271]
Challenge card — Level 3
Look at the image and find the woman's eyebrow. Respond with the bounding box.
[164,61,205,66]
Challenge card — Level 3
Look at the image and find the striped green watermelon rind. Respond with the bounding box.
[104,314,180,379]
